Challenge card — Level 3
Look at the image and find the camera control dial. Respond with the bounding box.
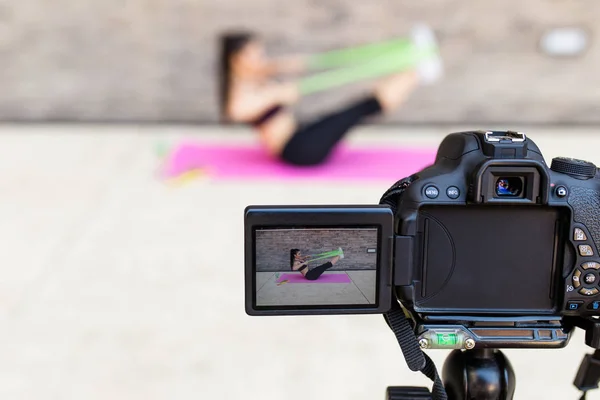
[551,157,597,179]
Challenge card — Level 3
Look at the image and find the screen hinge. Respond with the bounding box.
[394,236,414,286]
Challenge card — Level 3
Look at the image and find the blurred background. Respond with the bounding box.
[4,1,600,399]
[3,0,600,125]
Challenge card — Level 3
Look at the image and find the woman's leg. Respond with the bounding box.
[280,72,419,166]
[304,262,335,281]
[280,97,381,166]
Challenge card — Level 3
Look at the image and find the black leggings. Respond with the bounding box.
[304,262,334,281]
[280,96,383,166]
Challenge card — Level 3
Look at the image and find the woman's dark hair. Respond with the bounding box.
[218,31,256,123]
[290,249,300,270]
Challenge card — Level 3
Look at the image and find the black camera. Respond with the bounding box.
[244,131,600,399]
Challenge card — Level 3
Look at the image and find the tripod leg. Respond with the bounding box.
[573,349,600,399]
[386,386,432,400]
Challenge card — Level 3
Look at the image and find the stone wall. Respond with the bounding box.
[255,228,378,271]
[2,0,600,124]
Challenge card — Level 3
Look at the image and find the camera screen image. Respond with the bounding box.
[253,227,379,308]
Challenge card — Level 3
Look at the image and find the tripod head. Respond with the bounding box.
[386,316,600,400]
[386,348,515,400]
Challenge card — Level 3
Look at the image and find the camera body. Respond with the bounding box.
[245,130,600,350]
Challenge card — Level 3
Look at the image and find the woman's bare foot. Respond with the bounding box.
[331,256,340,265]
[374,71,420,113]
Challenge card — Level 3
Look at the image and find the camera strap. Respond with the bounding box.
[380,174,448,400]
[385,302,448,400]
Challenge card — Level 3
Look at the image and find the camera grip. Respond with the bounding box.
[569,186,600,251]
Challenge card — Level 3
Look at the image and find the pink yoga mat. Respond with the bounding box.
[277,273,352,284]
[161,142,436,182]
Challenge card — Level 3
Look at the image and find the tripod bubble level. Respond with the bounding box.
[435,332,458,346]
[418,329,474,349]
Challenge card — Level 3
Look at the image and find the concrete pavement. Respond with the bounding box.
[2,124,600,399]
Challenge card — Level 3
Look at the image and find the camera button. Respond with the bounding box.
[588,301,600,310]
[579,245,595,256]
[446,186,460,199]
[582,262,600,270]
[574,228,588,241]
[556,186,568,197]
[584,273,596,284]
[567,301,584,310]
[424,185,439,199]
[573,269,582,288]
[579,287,599,296]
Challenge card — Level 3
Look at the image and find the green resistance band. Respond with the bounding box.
[303,249,343,264]
[308,38,412,69]
[299,44,437,95]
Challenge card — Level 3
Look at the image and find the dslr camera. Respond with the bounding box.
[244,131,600,399]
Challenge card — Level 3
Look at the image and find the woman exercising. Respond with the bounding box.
[291,248,343,281]
[219,31,422,166]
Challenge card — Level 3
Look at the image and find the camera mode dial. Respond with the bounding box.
[551,157,597,179]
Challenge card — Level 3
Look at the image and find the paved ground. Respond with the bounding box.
[256,271,376,306]
[3,124,600,400]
